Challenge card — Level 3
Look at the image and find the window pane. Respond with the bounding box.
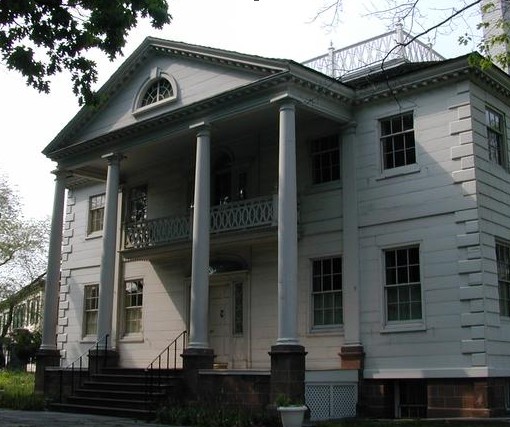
[380,113,415,170]
[312,257,342,327]
[385,246,422,322]
[311,135,340,184]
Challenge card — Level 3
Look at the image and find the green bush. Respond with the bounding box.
[0,370,44,410]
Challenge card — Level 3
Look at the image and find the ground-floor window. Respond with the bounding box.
[124,279,143,334]
[311,256,343,328]
[496,241,510,317]
[83,284,99,336]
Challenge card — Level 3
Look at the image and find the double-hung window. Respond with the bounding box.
[496,241,510,317]
[88,193,105,234]
[312,257,343,328]
[380,112,415,170]
[486,107,507,168]
[84,284,99,336]
[311,135,340,185]
[384,246,422,322]
[124,279,143,334]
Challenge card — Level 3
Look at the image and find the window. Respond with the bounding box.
[497,241,510,316]
[380,112,415,170]
[141,78,174,107]
[124,279,143,334]
[127,185,148,222]
[312,257,343,327]
[486,107,507,167]
[384,246,422,322]
[28,297,40,325]
[12,304,26,329]
[233,282,243,335]
[311,135,340,184]
[88,193,105,234]
[84,285,99,336]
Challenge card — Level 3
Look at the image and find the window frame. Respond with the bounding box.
[88,193,106,235]
[486,106,507,169]
[126,185,148,223]
[123,279,144,336]
[310,256,343,330]
[310,134,341,186]
[133,70,178,116]
[83,284,99,338]
[380,112,416,171]
[496,240,510,317]
[383,245,423,325]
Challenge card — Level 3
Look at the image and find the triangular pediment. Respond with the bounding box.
[44,38,289,157]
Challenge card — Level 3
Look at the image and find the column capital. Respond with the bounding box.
[101,152,125,164]
[342,121,358,135]
[51,169,72,181]
[270,93,299,108]
[189,121,211,135]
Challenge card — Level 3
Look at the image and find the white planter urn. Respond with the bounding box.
[277,405,307,427]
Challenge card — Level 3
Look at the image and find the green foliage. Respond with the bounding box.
[0,175,49,300]
[0,371,44,410]
[156,405,278,427]
[8,329,41,366]
[0,0,171,105]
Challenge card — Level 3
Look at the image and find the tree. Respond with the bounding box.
[0,0,171,105]
[0,174,49,367]
[316,0,509,72]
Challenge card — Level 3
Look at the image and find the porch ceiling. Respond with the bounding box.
[65,101,338,187]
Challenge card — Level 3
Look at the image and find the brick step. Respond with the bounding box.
[91,372,182,384]
[50,402,154,420]
[80,380,175,392]
[66,395,149,410]
[73,387,165,400]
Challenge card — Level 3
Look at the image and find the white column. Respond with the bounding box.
[188,126,211,349]
[342,126,361,345]
[97,153,123,345]
[277,102,299,346]
[40,170,67,351]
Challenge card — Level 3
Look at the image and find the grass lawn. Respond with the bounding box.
[0,370,44,410]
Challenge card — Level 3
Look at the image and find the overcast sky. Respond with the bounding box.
[0,0,481,220]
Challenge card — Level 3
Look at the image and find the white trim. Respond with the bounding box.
[364,367,492,379]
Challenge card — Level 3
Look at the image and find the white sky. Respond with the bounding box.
[0,0,481,220]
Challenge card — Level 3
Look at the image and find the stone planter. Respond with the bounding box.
[277,405,307,427]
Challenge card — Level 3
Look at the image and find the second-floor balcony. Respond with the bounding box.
[124,195,278,251]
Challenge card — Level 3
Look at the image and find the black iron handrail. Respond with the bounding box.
[58,334,109,402]
[145,331,187,409]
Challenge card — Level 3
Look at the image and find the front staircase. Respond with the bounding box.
[51,367,184,420]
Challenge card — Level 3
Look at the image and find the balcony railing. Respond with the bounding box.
[124,195,277,250]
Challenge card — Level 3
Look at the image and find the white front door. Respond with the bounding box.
[209,283,231,366]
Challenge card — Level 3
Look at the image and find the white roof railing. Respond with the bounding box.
[302,24,444,79]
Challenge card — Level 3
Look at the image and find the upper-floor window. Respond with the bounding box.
[486,107,507,168]
[124,279,143,334]
[83,284,99,336]
[127,185,148,223]
[380,112,415,170]
[311,135,340,185]
[141,78,174,107]
[134,70,178,115]
[496,241,510,317]
[88,193,105,234]
[384,245,422,322]
[312,256,343,328]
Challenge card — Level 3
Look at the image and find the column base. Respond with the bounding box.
[35,348,61,394]
[269,344,307,406]
[339,344,365,370]
[181,347,215,401]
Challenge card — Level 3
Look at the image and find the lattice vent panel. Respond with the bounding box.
[306,383,357,421]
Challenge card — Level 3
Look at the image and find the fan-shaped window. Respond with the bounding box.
[141,78,174,107]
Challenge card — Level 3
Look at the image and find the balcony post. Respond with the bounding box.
[97,153,123,351]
